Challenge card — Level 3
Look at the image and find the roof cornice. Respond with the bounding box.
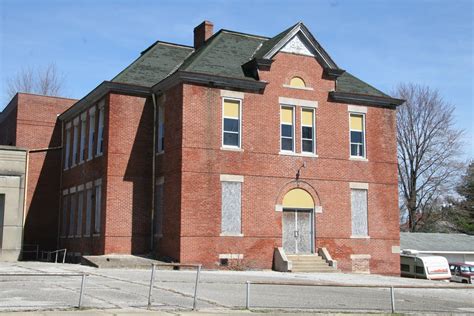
[329,91,405,108]
[152,71,267,94]
[59,81,150,121]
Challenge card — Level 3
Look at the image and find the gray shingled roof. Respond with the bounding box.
[400,233,474,252]
[112,24,391,99]
[336,72,389,97]
[177,30,266,80]
[112,42,193,87]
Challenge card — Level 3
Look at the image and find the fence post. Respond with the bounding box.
[63,249,67,263]
[35,245,39,260]
[78,273,86,308]
[390,286,395,313]
[192,264,202,310]
[246,281,250,309]
[148,264,156,308]
[55,251,59,263]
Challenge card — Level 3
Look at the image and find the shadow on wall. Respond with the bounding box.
[123,97,153,255]
[23,120,63,253]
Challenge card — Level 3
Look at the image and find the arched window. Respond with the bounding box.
[282,188,314,209]
[289,76,306,88]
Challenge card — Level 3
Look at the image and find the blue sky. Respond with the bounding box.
[1,0,473,157]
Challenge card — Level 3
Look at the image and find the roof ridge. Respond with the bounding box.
[220,29,270,40]
[140,40,193,55]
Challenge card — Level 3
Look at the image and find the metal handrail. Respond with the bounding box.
[148,263,202,310]
[40,249,67,263]
[0,273,88,308]
[245,280,473,313]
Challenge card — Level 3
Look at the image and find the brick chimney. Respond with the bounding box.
[194,21,214,49]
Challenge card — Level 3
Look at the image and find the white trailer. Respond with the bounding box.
[400,250,451,281]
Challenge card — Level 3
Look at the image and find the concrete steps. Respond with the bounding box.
[287,254,339,273]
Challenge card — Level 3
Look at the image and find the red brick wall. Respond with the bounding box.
[60,100,107,256]
[178,52,400,274]
[60,93,153,256]
[155,84,184,261]
[0,93,76,251]
[104,93,153,254]
[0,95,18,146]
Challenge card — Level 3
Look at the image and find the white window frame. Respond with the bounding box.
[88,107,96,161]
[96,102,105,156]
[72,118,79,167]
[157,104,165,153]
[84,182,93,237]
[280,105,295,153]
[79,113,87,163]
[349,112,367,159]
[94,179,102,235]
[221,97,242,149]
[68,187,77,238]
[76,186,84,237]
[301,108,316,154]
[64,123,71,170]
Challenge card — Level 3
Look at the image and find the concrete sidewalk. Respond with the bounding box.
[0,262,473,314]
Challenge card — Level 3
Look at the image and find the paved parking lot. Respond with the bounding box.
[0,262,473,314]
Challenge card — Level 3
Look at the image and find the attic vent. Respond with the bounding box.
[289,76,306,88]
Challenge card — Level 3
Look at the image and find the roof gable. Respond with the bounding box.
[254,22,339,70]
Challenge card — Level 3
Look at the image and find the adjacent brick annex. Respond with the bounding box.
[0,93,76,251]
[1,21,402,275]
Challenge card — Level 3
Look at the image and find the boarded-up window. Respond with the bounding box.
[221,182,241,234]
[94,183,102,234]
[351,189,368,236]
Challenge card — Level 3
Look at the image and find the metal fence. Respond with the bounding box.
[0,273,88,308]
[244,280,473,313]
[147,263,202,310]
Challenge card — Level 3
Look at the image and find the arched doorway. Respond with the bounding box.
[282,188,314,254]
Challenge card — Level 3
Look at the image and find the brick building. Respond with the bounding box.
[0,94,76,254]
[1,21,403,274]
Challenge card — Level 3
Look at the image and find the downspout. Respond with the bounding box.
[151,93,157,254]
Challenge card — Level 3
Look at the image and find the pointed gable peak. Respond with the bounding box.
[255,22,339,70]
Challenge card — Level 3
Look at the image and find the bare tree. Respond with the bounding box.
[6,63,65,99]
[395,83,464,232]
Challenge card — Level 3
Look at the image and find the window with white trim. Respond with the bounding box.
[350,113,365,157]
[88,108,96,160]
[157,105,165,153]
[72,119,79,166]
[85,188,92,236]
[94,182,102,234]
[69,192,76,237]
[280,106,294,152]
[301,108,315,153]
[64,126,71,169]
[96,104,104,156]
[221,181,242,235]
[222,98,241,148]
[76,190,84,237]
[61,194,68,237]
[79,115,86,162]
[351,189,368,237]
